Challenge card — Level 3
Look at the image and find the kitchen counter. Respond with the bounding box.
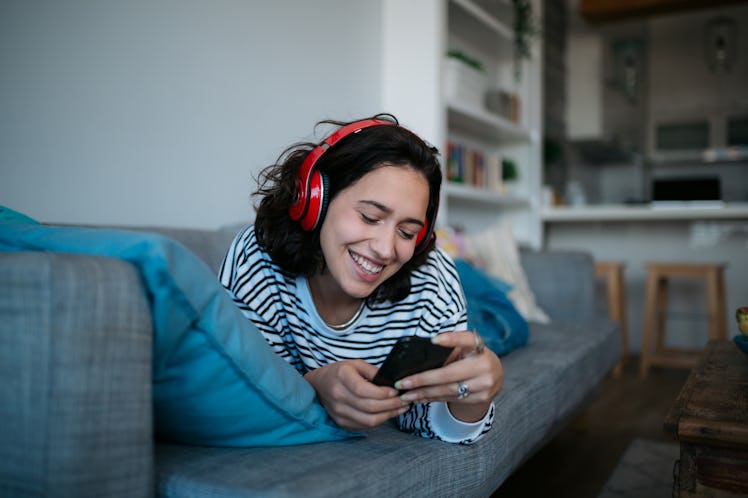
[541,203,748,222]
[542,202,747,354]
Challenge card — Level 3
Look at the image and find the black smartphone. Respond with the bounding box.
[372,336,453,388]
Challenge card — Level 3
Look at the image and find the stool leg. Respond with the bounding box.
[717,269,727,339]
[608,268,628,378]
[655,276,669,354]
[706,268,727,341]
[640,270,659,379]
[618,270,629,363]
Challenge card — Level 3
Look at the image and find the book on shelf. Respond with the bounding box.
[485,153,502,192]
[446,141,503,192]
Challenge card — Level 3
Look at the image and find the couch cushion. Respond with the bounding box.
[117,225,239,274]
[154,317,621,497]
[466,223,550,324]
[0,222,354,447]
[455,259,529,356]
[520,249,597,322]
[0,252,154,497]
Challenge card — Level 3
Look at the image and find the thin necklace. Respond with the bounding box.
[325,301,365,330]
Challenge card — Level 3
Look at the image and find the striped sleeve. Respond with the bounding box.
[218,225,305,370]
[393,248,495,444]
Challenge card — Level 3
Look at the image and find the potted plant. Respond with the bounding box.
[501,157,519,194]
[502,158,518,182]
[444,49,487,109]
[512,0,539,81]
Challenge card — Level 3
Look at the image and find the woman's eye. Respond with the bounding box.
[360,213,378,224]
[399,229,417,240]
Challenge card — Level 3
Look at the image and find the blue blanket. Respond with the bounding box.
[0,219,353,447]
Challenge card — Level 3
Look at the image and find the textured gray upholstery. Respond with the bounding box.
[520,249,597,322]
[154,318,619,498]
[0,252,154,498]
[0,225,621,497]
[117,225,240,273]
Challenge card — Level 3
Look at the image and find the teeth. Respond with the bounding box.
[351,252,383,274]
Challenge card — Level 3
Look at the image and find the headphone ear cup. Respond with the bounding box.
[414,217,434,254]
[415,222,428,248]
[299,170,329,231]
[288,177,307,223]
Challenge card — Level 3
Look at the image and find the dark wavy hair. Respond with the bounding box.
[253,113,442,303]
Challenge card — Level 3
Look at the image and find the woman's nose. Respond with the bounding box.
[370,227,396,260]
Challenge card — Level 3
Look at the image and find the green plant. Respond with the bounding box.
[447,49,484,72]
[502,158,518,181]
[543,137,563,165]
[512,0,539,81]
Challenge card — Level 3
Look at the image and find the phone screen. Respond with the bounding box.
[372,336,453,388]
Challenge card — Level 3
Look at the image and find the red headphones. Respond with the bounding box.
[288,118,437,253]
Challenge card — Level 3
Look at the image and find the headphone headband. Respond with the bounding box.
[288,118,437,253]
[291,119,392,227]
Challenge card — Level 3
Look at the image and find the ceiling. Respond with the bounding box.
[579,0,748,23]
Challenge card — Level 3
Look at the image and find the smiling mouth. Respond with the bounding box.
[350,251,384,275]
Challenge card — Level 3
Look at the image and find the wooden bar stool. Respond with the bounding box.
[639,262,727,379]
[595,261,629,378]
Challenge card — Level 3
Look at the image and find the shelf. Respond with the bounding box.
[445,182,529,206]
[448,0,514,61]
[447,98,534,143]
[442,0,542,248]
[452,0,512,40]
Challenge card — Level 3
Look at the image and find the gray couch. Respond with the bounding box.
[0,224,621,497]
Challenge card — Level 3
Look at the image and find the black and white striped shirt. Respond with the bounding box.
[219,224,493,443]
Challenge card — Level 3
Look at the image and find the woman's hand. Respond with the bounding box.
[303,360,408,431]
[393,331,503,423]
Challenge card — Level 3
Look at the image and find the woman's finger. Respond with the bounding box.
[433,330,487,357]
[397,350,503,404]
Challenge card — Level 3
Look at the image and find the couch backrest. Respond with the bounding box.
[520,249,597,322]
[126,225,241,273]
[0,252,155,497]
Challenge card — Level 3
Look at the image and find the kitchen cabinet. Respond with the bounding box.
[646,4,748,164]
[382,0,543,248]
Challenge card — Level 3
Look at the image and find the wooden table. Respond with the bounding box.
[664,340,748,497]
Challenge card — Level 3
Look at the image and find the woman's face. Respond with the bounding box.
[316,164,430,302]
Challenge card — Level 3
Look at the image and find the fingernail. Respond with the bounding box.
[431,335,441,344]
[400,393,412,403]
[394,380,402,390]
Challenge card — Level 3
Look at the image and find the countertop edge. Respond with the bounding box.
[541,203,748,222]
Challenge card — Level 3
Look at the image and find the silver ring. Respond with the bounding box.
[473,330,485,355]
[457,381,470,400]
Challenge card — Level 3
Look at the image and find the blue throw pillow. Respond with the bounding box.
[0,205,40,225]
[455,259,529,356]
[0,222,355,446]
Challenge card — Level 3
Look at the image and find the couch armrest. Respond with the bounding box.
[520,249,597,322]
[0,252,154,497]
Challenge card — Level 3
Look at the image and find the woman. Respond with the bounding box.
[219,114,503,443]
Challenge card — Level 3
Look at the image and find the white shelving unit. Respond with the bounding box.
[382,0,543,248]
[444,182,529,206]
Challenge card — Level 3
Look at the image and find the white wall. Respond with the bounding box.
[381,0,445,148]
[0,0,383,228]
